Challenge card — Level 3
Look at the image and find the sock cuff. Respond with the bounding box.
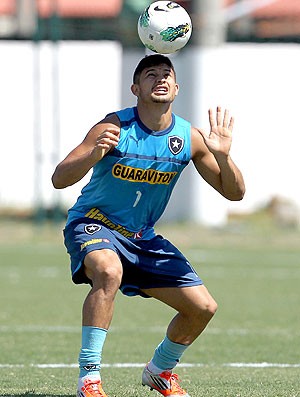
[165,334,190,348]
[82,326,108,333]
[151,334,190,371]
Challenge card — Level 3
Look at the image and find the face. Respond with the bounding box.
[131,64,179,104]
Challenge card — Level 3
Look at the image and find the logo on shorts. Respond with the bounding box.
[134,230,143,239]
[80,238,110,251]
[84,224,101,235]
[168,136,184,155]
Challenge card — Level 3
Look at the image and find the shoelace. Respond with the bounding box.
[160,371,185,394]
[82,379,106,397]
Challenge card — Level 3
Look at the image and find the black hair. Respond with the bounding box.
[133,54,176,84]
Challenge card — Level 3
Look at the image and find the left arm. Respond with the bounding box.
[191,106,245,201]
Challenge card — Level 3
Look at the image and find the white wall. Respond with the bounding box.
[189,44,300,223]
[0,41,122,209]
[0,41,299,224]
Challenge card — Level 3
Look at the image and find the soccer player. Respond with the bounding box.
[52,54,245,397]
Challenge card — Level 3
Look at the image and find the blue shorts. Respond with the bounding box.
[63,218,203,298]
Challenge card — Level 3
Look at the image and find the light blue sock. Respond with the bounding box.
[151,335,189,371]
[79,326,107,378]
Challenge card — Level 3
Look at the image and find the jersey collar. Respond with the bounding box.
[134,106,175,136]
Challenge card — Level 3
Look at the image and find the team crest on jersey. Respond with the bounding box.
[168,136,184,155]
[84,224,102,235]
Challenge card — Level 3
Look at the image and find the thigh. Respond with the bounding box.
[64,219,122,285]
[140,284,217,315]
[84,249,123,282]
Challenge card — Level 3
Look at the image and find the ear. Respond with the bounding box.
[175,83,179,96]
[131,83,139,97]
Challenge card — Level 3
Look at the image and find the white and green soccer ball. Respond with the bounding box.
[138,1,192,54]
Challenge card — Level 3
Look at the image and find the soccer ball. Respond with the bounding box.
[138,1,192,54]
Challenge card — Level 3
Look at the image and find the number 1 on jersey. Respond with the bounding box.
[133,190,142,207]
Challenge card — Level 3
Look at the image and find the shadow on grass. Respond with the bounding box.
[1,388,144,397]
[2,395,72,397]
[1,393,143,397]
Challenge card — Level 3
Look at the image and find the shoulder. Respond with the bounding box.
[92,112,121,130]
[79,113,121,149]
[90,106,136,130]
[173,113,191,128]
[191,126,209,159]
[109,107,136,123]
[86,112,121,138]
[172,113,192,143]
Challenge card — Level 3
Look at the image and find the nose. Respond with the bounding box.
[156,74,166,83]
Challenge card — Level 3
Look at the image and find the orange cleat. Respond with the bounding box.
[77,377,108,397]
[142,365,191,396]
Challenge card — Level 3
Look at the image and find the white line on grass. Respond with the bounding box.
[1,363,300,369]
[0,325,298,337]
[225,363,300,368]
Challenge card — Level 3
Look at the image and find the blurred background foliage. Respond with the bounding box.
[0,0,299,44]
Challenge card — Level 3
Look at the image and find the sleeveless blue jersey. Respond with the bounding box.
[67,107,192,239]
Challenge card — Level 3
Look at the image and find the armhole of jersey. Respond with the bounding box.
[113,111,122,139]
[101,111,122,156]
[188,126,192,162]
[91,111,121,130]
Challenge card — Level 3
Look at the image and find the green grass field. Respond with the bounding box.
[0,219,299,396]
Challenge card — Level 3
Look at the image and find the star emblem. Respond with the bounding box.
[168,136,184,155]
[172,139,181,149]
[84,224,102,235]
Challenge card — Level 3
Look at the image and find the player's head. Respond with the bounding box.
[133,54,176,84]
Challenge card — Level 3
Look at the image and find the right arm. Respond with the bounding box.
[51,115,120,189]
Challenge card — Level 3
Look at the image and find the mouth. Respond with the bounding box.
[152,85,168,95]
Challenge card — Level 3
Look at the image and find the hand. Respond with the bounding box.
[198,106,234,157]
[91,127,120,160]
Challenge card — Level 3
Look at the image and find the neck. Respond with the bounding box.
[136,103,173,131]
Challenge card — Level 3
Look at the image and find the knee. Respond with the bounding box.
[84,249,123,290]
[96,262,123,288]
[193,296,218,323]
[203,296,218,317]
[206,298,218,318]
